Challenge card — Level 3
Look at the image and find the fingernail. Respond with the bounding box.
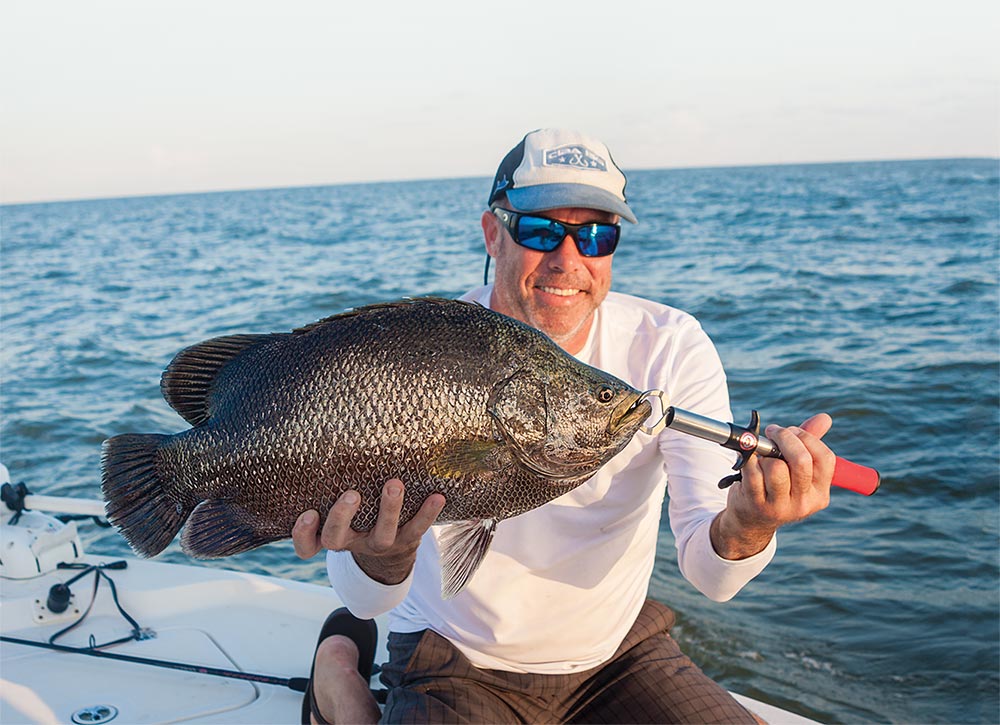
[302,511,316,526]
[386,482,402,499]
[344,491,359,505]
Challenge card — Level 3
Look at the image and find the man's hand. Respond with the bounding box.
[710,414,836,560]
[292,479,446,585]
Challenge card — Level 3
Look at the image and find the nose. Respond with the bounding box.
[545,234,583,272]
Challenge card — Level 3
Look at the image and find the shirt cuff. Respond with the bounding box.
[325,549,414,619]
[680,521,777,603]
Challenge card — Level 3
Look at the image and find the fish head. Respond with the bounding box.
[489,358,651,481]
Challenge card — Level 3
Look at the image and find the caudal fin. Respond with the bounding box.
[101,433,190,557]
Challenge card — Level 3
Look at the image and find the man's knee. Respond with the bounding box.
[316,634,362,674]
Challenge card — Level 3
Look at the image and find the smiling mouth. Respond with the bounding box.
[537,286,583,297]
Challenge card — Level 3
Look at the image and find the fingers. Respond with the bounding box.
[292,509,322,560]
[762,421,835,514]
[367,480,405,553]
[302,481,447,558]
[792,423,836,502]
[401,492,447,541]
[731,414,836,528]
[771,422,836,488]
[799,412,833,439]
[311,489,363,552]
[734,453,767,505]
[369,481,447,552]
[764,425,813,496]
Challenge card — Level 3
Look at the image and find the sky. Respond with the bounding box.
[1,0,997,205]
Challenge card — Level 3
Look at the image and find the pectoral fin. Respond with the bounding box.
[438,519,497,599]
[428,440,505,479]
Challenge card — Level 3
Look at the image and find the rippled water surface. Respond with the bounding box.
[2,159,997,723]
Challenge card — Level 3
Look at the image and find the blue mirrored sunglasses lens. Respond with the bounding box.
[576,226,619,256]
[515,217,564,251]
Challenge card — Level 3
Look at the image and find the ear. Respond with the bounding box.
[481,210,503,257]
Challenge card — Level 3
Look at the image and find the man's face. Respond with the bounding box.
[482,206,616,354]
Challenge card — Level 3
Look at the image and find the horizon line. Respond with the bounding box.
[2,154,996,208]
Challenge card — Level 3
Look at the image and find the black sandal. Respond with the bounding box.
[301,608,378,725]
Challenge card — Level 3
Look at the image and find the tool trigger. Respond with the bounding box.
[717,410,762,489]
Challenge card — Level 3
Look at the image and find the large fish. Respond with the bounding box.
[102,298,651,597]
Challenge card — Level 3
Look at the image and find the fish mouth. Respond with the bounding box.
[612,391,653,434]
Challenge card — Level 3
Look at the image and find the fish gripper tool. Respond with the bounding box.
[636,390,880,496]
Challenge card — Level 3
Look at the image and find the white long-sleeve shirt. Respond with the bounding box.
[327,287,776,674]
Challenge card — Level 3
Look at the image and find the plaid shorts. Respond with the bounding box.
[378,598,756,724]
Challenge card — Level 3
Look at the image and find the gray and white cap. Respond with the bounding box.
[487,128,637,223]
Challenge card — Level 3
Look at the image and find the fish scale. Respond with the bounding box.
[102,297,651,597]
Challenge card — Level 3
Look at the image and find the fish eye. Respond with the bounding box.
[597,386,615,403]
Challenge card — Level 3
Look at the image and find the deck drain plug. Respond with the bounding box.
[71,705,118,724]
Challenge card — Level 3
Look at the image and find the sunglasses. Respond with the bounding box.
[492,208,621,257]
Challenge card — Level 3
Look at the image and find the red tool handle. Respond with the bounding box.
[832,456,880,495]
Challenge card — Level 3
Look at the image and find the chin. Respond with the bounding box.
[531,310,589,344]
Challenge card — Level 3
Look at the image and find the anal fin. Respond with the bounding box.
[438,519,497,599]
[180,499,282,558]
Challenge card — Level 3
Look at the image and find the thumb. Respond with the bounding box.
[799,413,833,439]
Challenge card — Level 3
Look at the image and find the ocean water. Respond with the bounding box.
[2,159,997,723]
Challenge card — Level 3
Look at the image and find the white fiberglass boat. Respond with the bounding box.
[0,464,816,724]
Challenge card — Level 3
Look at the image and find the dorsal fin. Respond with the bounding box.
[291,297,475,336]
[160,333,273,425]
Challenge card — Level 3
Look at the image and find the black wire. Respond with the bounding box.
[48,566,101,645]
[48,561,143,648]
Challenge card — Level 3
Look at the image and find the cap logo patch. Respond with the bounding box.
[543,144,607,172]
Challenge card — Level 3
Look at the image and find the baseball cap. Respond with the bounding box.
[487,128,637,224]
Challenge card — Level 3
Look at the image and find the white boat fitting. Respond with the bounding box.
[0,464,817,724]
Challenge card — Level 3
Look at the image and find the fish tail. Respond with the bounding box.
[101,433,190,557]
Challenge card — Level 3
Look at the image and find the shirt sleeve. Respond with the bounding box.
[325,550,414,619]
[658,320,776,602]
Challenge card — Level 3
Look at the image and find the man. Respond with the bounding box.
[293,128,836,723]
